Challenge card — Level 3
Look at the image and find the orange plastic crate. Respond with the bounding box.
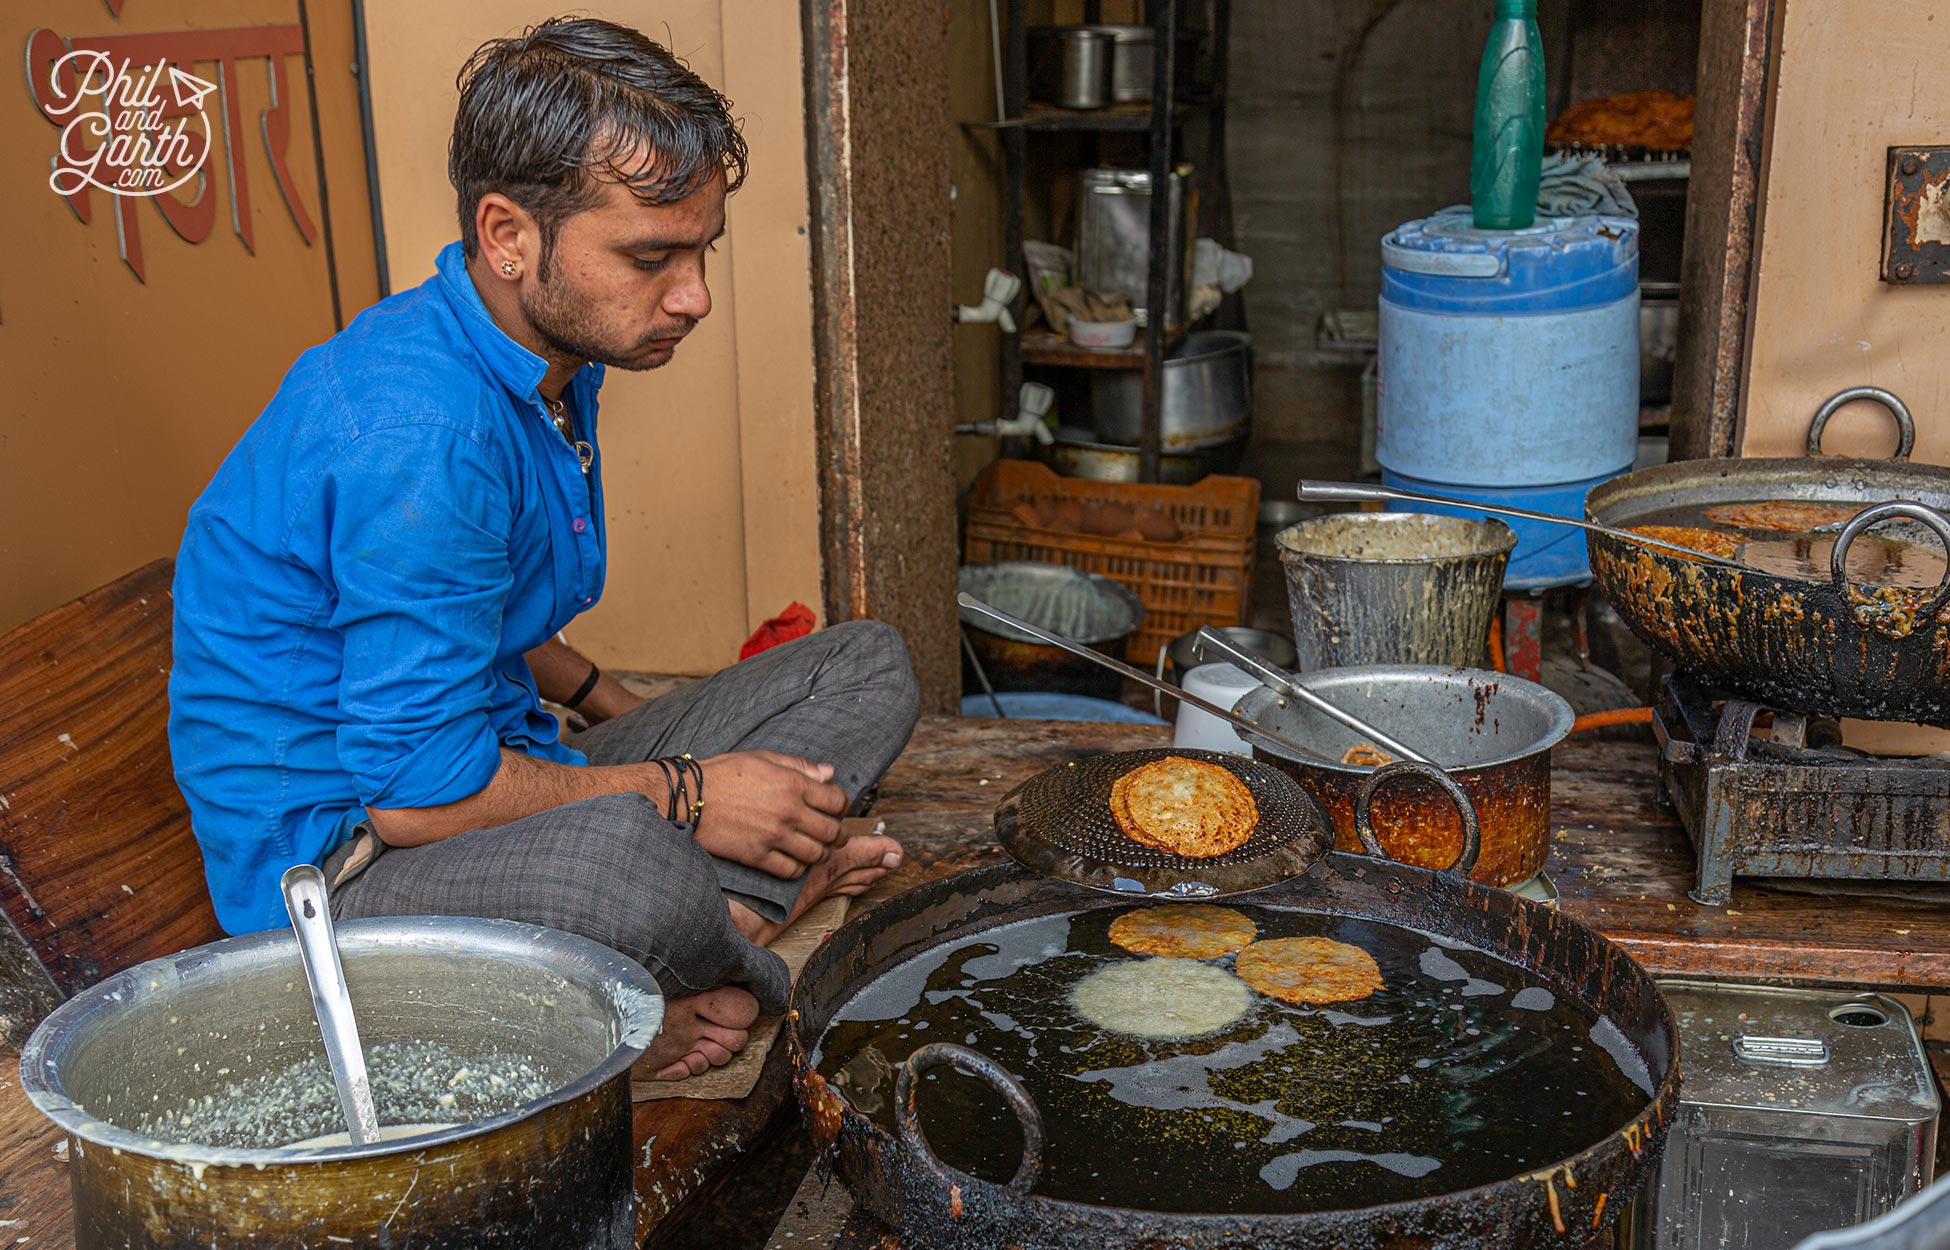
[963,460,1260,666]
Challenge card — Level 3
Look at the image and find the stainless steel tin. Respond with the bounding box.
[1095,25,1156,102]
[1029,26,1158,106]
[1076,166,1189,327]
[1278,512,1516,670]
[1091,330,1252,448]
[1633,981,1940,1250]
[20,916,664,1250]
[1056,28,1113,109]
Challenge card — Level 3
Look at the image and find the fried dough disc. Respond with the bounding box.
[1108,755,1259,858]
[1235,936,1384,1005]
[1340,742,1394,768]
[1070,958,1252,1039]
[1626,524,1741,561]
[1704,501,1863,533]
[1108,904,1258,959]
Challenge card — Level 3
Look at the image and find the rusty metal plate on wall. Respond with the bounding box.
[1882,145,1950,283]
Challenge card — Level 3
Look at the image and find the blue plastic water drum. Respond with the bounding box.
[1378,208,1639,488]
[1381,467,1617,590]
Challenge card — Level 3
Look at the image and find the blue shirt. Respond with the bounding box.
[169,242,608,934]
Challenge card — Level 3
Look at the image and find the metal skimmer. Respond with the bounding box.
[994,747,1335,898]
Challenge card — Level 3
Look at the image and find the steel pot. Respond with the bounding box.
[960,562,1145,701]
[1092,331,1252,448]
[788,856,1677,1249]
[1043,427,1243,484]
[21,916,663,1250]
[1235,666,1574,888]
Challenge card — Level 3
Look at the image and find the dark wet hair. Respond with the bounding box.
[449,17,746,271]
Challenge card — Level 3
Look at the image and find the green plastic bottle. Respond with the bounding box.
[1470,0,1546,231]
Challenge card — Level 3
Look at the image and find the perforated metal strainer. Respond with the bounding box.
[993,748,1335,898]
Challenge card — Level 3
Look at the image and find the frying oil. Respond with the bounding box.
[1635,502,1944,588]
[815,907,1652,1214]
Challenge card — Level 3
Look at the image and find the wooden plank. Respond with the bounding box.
[1669,0,1774,461]
[1737,0,1950,464]
[0,560,221,1041]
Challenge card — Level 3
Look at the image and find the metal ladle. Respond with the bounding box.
[958,592,1436,769]
[281,864,380,1146]
[1189,626,1434,765]
[1296,479,1750,569]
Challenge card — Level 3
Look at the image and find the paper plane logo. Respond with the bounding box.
[166,66,216,112]
[37,45,214,200]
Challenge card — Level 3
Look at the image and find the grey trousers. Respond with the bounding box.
[326,620,920,1015]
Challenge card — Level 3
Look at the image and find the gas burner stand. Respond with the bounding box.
[1651,674,1950,905]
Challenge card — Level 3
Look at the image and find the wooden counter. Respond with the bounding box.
[3,719,1946,1247]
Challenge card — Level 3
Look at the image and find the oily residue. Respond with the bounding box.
[816,908,1649,1214]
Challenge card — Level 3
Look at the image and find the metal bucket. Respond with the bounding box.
[20,916,663,1249]
[959,562,1144,701]
[1278,512,1515,670]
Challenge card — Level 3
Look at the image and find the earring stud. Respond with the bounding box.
[501,259,518,277]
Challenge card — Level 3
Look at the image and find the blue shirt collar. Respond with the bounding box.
[433,241,605,408]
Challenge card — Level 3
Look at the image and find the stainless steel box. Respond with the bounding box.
[1633,981,1940,1250]
[1075,166,1191,328]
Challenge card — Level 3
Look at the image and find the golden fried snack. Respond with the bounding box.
[1108,904,1258,959]
[1070,958,1252,1038]
[1109,756,1259,858]
[1341,743,1394,768]
[1546,90,1694,150]
[1626,524,1741,561]
[1235,936,1384,1005]
[1704,501,1865,533]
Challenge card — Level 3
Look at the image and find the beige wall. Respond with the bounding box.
[0,0,378,632]
[1739,0,1950,463]
[362,3,824,674]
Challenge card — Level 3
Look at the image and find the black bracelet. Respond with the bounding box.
[563,662,602,710]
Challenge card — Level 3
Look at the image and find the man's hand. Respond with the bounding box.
[688,750,848,878]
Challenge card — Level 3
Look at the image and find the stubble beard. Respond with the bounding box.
[520,271,687,373]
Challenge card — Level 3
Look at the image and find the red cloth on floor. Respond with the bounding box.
[739,602,817,660]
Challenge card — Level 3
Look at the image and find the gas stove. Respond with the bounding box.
[1651,674,1950,905]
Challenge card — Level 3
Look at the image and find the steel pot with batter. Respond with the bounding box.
[21,915,662,1250]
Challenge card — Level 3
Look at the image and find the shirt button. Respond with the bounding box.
[572,517,587,533]
[581,596,594,606]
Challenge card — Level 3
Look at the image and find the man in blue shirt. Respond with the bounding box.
[168,17,916,1082]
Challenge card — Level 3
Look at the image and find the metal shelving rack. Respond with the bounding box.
[998,0,1231,484]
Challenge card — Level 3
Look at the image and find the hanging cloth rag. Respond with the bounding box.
[1536,152,1637,219]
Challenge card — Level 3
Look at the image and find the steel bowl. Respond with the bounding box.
[1091,331,1254,448]
[960,562,1145,701]
[1042,427,1244,484]
[21,916,662,1250]
[1236,665,1574,887]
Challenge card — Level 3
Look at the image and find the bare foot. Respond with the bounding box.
[635,986,762,1081]
[727,831,903,946]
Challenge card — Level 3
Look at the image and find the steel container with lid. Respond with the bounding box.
[1631,981,1940,1250]
[1378,208,1640,586]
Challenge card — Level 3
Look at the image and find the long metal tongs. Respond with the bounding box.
[959,592,1420,769]
[1296,480,1749,569]
[1191,627,1434,765]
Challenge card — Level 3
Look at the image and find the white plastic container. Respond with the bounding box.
[1171,662,1263,755]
